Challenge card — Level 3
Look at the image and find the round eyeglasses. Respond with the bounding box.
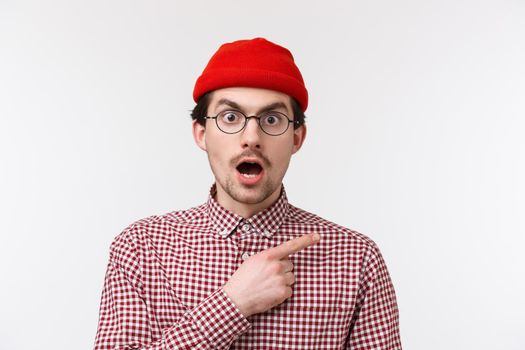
[204,110,297,136]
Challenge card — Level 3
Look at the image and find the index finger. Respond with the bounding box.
[265,233,320,259]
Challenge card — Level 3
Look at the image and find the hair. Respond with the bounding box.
[190,91,306,129]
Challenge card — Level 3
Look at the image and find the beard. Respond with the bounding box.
[220,173,279,205]
[207,148,288,208]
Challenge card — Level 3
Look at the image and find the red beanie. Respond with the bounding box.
[193,37,308,111]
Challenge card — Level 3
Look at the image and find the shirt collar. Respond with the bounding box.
[206,183,290,239]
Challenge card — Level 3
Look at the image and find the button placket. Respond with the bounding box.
[241,251,256,261]
[237,225,259,262]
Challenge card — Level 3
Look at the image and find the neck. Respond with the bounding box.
[214,183,282,219]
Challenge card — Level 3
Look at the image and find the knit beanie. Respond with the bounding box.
[193,37,308,112]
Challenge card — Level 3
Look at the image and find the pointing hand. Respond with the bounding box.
[223,233,321,317]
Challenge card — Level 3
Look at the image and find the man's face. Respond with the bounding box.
[193,87,307,212]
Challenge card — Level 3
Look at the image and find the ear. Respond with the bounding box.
[291,124,307,154]
[192,120,207,151]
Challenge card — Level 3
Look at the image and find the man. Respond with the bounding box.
[94,37,402,349]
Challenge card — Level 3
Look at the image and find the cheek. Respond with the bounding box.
[269,142,294,170]
[206,135,235,167]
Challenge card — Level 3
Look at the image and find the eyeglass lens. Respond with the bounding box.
[216,110,290,135]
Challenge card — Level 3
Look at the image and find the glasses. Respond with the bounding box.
[204,110,297,136]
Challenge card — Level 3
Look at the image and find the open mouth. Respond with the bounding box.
[236,161,263,178]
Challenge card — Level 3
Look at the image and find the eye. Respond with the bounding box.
[220,111,242,123]
[261,113,284,126]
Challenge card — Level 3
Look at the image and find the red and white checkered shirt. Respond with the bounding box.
[94,184,401,349]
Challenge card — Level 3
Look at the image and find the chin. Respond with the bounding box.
[225,180,278,205]
[231,187,273,204]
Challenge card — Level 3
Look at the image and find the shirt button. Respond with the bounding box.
[242,223,251,232]
[241,252,251,261]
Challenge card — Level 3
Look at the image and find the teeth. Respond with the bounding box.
[241,173,257,178]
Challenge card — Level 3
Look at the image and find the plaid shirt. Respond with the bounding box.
[94,184,401,349]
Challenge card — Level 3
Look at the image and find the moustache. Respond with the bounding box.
[231,150,271,168]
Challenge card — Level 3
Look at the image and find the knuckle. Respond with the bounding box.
[273,287,293,304]
[288,241,298,251]
[275,275,287,285]
[279,287,291,300]
[257,252,271,262]
[270,262,282,274]
[258,252,273,262]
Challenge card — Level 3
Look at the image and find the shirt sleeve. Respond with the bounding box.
[93,230,252,350]
[346,242,402,349]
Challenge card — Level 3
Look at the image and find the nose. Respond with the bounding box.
[240,117,262,149]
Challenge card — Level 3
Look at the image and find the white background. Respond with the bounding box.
[1,0,524,349]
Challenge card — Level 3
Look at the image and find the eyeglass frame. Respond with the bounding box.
[204,109,300,136]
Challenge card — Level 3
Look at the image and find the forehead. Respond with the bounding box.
[208,87,293,114]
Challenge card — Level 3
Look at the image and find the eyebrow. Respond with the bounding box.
[215,98,290,115]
